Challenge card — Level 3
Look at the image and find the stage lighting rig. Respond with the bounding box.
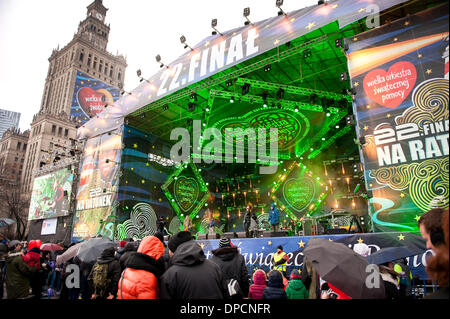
[155,54,169,69]
[310,94,318,105]
[340,72,348,81]
[243,7,254,26]
[346,115,355,125]
[180,35,194,51]
[136,69,150,83]
[187,102,196,111]
[264,64,272,72]
[163,104,169,111]
[211,19,223,36]
[303,49,312,59]
[225,79,233,87]
[276,0,287,16]
[190,92,198,101]
[118,82,131,96]
[276,88,285,100]
[262,90,269,107]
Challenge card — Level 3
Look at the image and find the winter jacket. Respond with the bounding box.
[5,251,37,299]
[262,271,287,299]
[380,271,400,300]
[210,246,249,297]
[88,247,122,299]
[119,242,139,271]
[286,279,308,299]
[117,236,165,299]
[248,269,267,299]
[160,240,228,299]
[21,248,41,271]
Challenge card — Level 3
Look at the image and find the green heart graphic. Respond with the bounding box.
[214,109,310,151]
[174,176,199,213]
[282,177,316,212]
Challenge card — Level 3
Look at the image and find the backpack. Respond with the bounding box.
[92,263,111,298]
[226,278,243,299]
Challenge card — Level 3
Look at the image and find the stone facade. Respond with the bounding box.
[0,128,29,183]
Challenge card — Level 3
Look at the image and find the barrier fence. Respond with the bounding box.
[245,264,439,299]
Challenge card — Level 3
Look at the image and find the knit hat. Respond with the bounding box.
[219,237,231,248]
[168,231,193,253]
[290,269,302,280]
[119,240,127,248]
[353,243,371,257]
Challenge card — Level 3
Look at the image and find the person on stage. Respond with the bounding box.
[272,245,290,278]
[244,202,257,238]
[268,203,280,232]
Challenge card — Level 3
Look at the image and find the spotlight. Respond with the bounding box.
[348,88,357,95]
[243,7,253,26]
[303,49,312,59]
[262,90,269,107]
[340,72,348,81]
[190,92,197,101]
[310,94,318,105]
[335,38,343,48]
[242,83,250,95]
[276,0,287,16]
[264,64,272,72]
[346,115,355,125]
[205,107,210,112]
[276,88,285,100]
[226,79,233,87]
[188,102,195,111]
[163,104,169,111]
[156,54,169,68]
[180,35,193,51]
[230,96,235,103]
[136,69,142,77]
[211,19,223,36]
[294,107,299,112]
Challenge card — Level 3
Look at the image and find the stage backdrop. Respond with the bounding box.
[70,71,120,125]
[197,232,430,280]
[28,168,73,220]
[71,130,122,241]
[347,3,449,232]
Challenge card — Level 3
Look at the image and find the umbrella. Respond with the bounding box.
[366,246,426,265]
[303,238,385,299]
[75,237,116,264]
[0,218,16,228]
[56,242,85,265]
[40,243,63,252]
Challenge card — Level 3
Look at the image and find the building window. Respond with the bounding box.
[79,52,84,62]
[110,65,113,77]
[23,143,27,151]
[99,60,103,73]
[93,57,97,69]
[17,142,21,150]
[58,127,62,136]
[52,125,56,134]
[118,72,121,81]
[64,129,69,137]
[88,54,92,66]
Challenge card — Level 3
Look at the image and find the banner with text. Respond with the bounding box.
[347,4,449,232]
[72,130,122,241]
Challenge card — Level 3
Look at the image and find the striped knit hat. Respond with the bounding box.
[219,237,232,248]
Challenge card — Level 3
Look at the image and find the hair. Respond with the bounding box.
[247,202,253,211]
[426,209,449,286]
[418,208,445,235]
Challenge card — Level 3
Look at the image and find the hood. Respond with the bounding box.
[138,236,164,261]
[125,251,165,278]
[26,251,41,260]
[253,269,267,285]
[6,251,22,264]
[289,279,305,290]
[124,241,138,252]
[211,246,238,261]
[97,247,116,264]
[171,241,205,267]
[268,271,284,288]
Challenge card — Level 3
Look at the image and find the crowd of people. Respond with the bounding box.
[0,208,448,300]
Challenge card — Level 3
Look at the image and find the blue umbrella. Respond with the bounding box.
[366,246,426,265]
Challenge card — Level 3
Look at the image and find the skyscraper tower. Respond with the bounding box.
[21,0,127,193]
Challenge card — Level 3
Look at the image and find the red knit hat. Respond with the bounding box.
[119,240,127,248]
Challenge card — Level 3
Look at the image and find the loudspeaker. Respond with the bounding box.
[222,232,235,239]
[270,231,288,237]
[327,228,347,234]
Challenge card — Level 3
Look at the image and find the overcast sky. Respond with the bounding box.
[0,0,317,131]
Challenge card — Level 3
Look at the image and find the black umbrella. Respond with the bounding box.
[303,238,385,299]
[75,237,116,264]
[366,246,426,265]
